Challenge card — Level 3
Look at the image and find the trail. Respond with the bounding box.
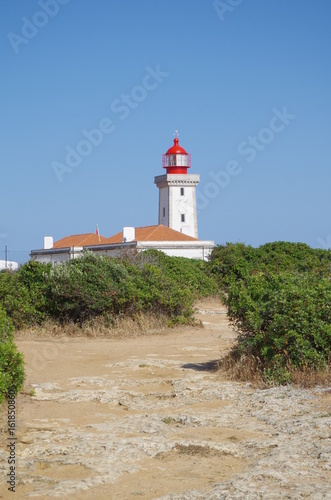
[0,298,330,499]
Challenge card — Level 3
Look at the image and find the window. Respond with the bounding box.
[162,207,165,217]
[181,214,185,222]
[180,187,184,196]
[165,154,188,167]
[169,155,176,166]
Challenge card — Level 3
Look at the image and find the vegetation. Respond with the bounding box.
[0,241,330,400]
[210,242,330,384]
[0,250,217,330]
[44,250,217,326]
[209,241,330,288]
[0,261,51,329]
[0,249,217,402]
[0,306,25,403]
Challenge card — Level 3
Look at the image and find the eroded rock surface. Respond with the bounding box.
[0,299,330,499]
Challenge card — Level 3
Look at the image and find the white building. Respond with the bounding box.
[31,136,214,264]
[0,260,19,271]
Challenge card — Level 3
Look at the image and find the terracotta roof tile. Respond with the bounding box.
[53,233,109,249]
[105,225,198,243]
[53,226,198,249]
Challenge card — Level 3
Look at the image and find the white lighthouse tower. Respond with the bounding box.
[154,135,199,238]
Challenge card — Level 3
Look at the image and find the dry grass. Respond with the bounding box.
[218,350,331,388]
[14,313,170,340]
[288,364,331,388]
[217,352,267,388]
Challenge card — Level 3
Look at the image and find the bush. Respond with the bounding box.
[209,242,331,384]
[209,242,257,287]
[118,249,218,298]
[0,271,35,329]
[46,252,134,325]
[45,251,210,325]
[18,261,52,323]
[0,307,25,403]
[151,251,218,298]
[0,304,14,343]
[226,271,331,383]
[0,251,218,328]
[126,258,194,321]
[0,261,51,329]
[209,241,331,288]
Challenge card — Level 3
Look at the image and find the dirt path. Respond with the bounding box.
[1,298,330,499]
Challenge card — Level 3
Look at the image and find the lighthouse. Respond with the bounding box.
[32,133,215,264]
[154,135,200,238]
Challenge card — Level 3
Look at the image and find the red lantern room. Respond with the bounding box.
[162,136,191,174]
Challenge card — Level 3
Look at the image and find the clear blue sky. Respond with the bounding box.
[1,0,330,263]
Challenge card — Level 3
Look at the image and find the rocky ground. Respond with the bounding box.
[0,298,330,499]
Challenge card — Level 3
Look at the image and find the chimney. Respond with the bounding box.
[122,227,135,243]
[44,236,53,249]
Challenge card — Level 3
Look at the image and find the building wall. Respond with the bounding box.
[168,183,197,238]
[155,174,200,238]
[90,247,128,258]
[31,247,84,266]
[158,186,169,226]
[0,260,19,271]
[150,246,212,260]
[31,252,70,266]
[137,241,214,261]
[31,240,214,264]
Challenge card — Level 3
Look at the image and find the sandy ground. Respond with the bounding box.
[0,298,330,499]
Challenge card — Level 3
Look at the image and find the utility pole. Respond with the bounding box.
[5,245,7,269]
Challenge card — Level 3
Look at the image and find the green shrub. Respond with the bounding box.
[209,242,331,384]
[0,271,34,329]
[208,242,258,287]
[154,252,218,298]
[18,261,52,323]
[209,242,330,288]
[46,252,134,325]
[0,342,25,403]
[118,250,218,321]
[0,304,14,342]
[0,261,51,329]
[227,271,331,383]
[130,259,194,320]
[45,250,215,325]
[0,307,25,403]
[118,249,218,298]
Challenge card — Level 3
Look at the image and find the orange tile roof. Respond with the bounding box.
[53,233,109,249]
[105,225,198,243]
[53,225,198,249]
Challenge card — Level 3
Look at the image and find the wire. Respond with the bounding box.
[1,250,30,253]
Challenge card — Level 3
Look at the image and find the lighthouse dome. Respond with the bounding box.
[166,138,188,156]
[162,137,191,174]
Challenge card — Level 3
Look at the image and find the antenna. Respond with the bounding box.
[174,129,179,138]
